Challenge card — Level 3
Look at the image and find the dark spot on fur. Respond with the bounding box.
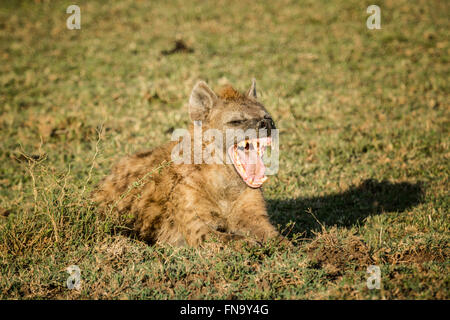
[216,226,227,233]
[210,211,220,218]
[135,150,153,158]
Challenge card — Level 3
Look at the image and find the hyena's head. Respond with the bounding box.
[188,80,276,188]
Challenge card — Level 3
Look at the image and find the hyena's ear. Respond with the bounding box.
[189,81,218,122]
[247,78,257,99]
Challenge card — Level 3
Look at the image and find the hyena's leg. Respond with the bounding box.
[228,188,280,243]
[181,216,245,247]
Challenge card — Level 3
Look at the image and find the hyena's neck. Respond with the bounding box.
[173,124,250,198]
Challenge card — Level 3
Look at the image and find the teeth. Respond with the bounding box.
[236,139,269,149]
[235,139,269,158]
[251,140,258,150]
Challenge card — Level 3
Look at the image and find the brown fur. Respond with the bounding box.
[93,81,281,247]
[218,85,246,101]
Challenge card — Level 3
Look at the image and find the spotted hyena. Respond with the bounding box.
[93,80,284,247]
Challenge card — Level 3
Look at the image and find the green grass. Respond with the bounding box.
[0,0,448,299]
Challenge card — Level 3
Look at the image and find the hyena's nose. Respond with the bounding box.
[257,117,275,135]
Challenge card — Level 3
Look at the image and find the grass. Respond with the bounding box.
[0,0,448,299]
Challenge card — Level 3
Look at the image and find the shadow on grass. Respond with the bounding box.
[267,179,424,237]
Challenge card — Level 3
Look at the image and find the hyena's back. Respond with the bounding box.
[93,142,184,244]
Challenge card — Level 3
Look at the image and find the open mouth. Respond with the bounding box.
[228,137,271,188]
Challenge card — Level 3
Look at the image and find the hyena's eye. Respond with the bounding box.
[228,119,245,126]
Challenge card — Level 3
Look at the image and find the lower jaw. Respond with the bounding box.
[245,180,265,188]
[240,173,267,188]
